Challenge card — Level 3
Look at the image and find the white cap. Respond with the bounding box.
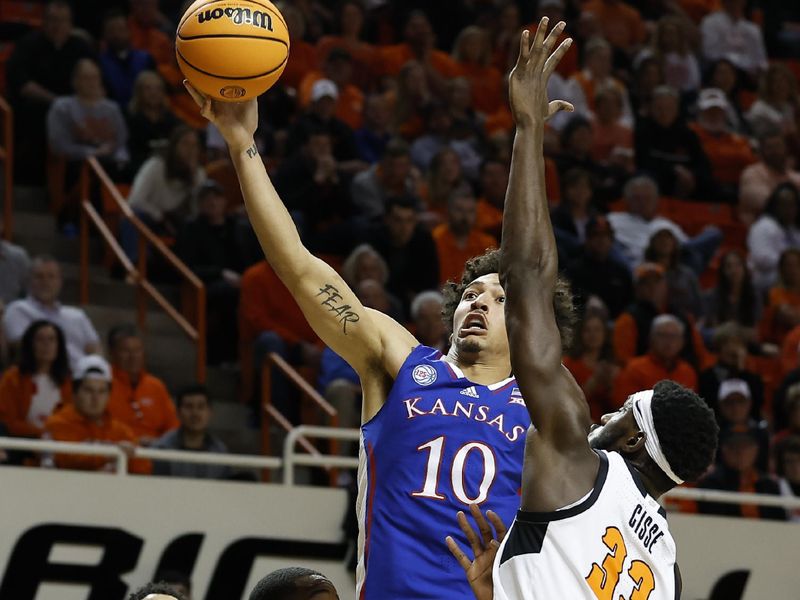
[311,78,338,102]
[697,88,729,111]
[73,354,112,383]
[718,378,751,401]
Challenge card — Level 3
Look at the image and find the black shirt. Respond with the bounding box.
[566,251,633,318]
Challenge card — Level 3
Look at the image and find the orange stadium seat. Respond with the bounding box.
[0,1,43,28]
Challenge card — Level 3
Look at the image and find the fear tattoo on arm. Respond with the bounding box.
[317,284,360,334]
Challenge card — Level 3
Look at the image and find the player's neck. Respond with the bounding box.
[630,458,674,500]
[445,348,512,385]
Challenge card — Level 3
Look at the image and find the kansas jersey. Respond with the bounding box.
[356,345,531,600]
[494,451,678,600]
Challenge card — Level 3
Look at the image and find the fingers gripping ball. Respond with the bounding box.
[176,0,290,102]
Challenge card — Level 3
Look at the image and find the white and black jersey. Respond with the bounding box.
[493,451,679,600]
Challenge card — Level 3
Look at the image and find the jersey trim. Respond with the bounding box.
[623,457,669,518]
[516,451,609,524]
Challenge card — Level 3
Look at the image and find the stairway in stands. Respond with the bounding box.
[10,185,260,455]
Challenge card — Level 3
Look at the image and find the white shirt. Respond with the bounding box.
[26,373,61,428]
[547,73,590,131]
[607,212,688,267]
[128,156,206,221]
[1,297,100,369]
[700,11,768,75]
[747,215,800,291]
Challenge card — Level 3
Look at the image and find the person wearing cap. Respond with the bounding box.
[565,214,633,318]
[690,88,757,201]
[697,424,786,521]
[715,378,770,469]
[298,48,365,130]
[613,314,699,406]
[176,181,246,365]
[43,354,149,473]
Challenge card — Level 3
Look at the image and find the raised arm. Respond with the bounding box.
[184,85,416,394]
[498,21,593,458]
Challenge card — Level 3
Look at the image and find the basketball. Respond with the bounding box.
[176,0,290,102]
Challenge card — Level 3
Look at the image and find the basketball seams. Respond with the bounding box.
[177,33,290,44]
[177,0,288,34]
[177,47,288,80]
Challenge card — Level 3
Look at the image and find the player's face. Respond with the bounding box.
[287,574,339,600]
[588,397,640,451]
[452,274,508,356]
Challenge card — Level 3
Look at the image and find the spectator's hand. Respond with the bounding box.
[446,504,507,600]
[508,18,573,127]
[222,269,242,287]
[184,81,258,153]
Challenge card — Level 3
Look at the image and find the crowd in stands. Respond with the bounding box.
[2,0,800,521]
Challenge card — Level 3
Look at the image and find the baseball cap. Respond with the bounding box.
[586,215,613,236]
[311,79,339,102]
[697,88,729,111]
[73,354,112,383]
[634,262,665,282]
[718,378,751,401]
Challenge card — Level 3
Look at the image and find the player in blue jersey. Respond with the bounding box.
[184,56,576,599]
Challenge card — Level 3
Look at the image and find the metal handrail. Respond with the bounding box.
[79,158,207,382]
[0,437,127,475]
[664,486,800,510]
[0,96,13,240]
[282,425,360,485]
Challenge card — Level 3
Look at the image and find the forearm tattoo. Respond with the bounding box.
[317,283,360,334]
[245,143,258,158]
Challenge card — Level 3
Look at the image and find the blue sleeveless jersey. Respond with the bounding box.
[356,345,531,600]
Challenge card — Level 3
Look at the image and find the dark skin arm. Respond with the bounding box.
[498,19,598,512]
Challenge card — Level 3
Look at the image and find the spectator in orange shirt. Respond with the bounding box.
[691,88,757,201]
[563,309,619,421]
[582,0,647,56]
[570,37,632,120]
[590,83,634,171]
[316,0,377,90]
[432,186,497,286]
[739,131,800,225]
[421,146,467,226]
[0,320,71,439]
[390,61,434,140]
[280,5,318,91]
[762,249,800,344]
[613,314,699,406]
[637,15,701,94]
[702,250,762,343]
[299,49,365,131]
[451,26,504,116]
[475,158,509,239]
[128,0,178,86]
[106,324,178,445]
[44,354,148,474]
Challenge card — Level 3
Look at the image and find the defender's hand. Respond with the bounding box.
[184,80,258,152]
[446,504,508,600]
[508,17,574,127]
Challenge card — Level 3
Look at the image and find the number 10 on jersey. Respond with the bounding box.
[412,436,497,504]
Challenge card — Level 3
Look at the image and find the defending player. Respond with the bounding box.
[446,19,719,600]
[182,55,574,598]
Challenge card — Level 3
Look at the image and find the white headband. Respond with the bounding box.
[631,390,684,485]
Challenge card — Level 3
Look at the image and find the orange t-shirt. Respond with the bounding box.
[612,354,698,406]
[453,62,505,115]
[613,311,712,369]
[239,261,320,346]
[690,124,757,186]
[591,121,633,164]
[376,44,461,78]
[780,324,800,374]
[582,0,647,52]
[297,70,365,130]
[763,287,800,345]
[570,72,627,113]
[282,38,318,89]
[475,199,503,239]
[107,368,179,441]
[562,356,617,421]
[432,225,497,286]
[316,36,378,85]
[44,404,149,474]
[0,367,72,438]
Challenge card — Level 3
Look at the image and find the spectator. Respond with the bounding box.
[376,11,460,81]
[451,26,504,116]
[6,0,93,183]
[350,139,419,220]
[739,131,800,225]
[613,314,699,405]
[745,63,799,140]
[570,37,633,122]
[316,0,376,89]
[690,88,757,201]
[700,0,768,78]
[590,84,635,171]
[125,70,179,175]
[106,324,179,445]
[608,175,721,273]
[420,146,468,225]
[747,183,800,292]
[638,15,701,94]
[475,158,509,239]
[775,435,800,522]
[535,0,580,77]
[582,0,646,56]
[340,245,403,319]
[775,389,800,444]
[127,0,181,92]
[566,216,634,319]
[152,385,231,480]
[124,125,206,260]
[0,213,31,304]
[444,78,485,179]
[391,61,434,140]
[644,228,704,319]
[98,9,156,109]
[354,95,392,165]
[775,373,800,432]
[432,186,496,286]
[629,55,664,120]
[362,195,440,308]
[563,309,619,421]
[762,249,800,344]
[411,291,447,352]
[0,321,71,438]
[239,261,320,422]
[634,85,713,199]
[713,378,770,469]
[176,181,245,365]
[2,256,100,369]
[552,168,599,261]
[702,251,762,342]
[299,48,364,130]
[697,426,786,520]
[411,105,482,182]
[280,5,318,90]
[705,58,748,132]
[44,354,148,473]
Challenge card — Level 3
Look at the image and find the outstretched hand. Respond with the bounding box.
[508,17,574,126]
[446,504,508,600]
[183,80,258,152]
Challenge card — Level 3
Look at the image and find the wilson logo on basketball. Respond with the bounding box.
[220,85,247,99]
[197,7,274,30]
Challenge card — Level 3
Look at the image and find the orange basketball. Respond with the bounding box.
[176,0,290,102]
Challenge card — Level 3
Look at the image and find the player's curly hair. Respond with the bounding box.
[249,567,325,600]
[128,582,187,600]
[651,380,719,483]
[441,248,577,348]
